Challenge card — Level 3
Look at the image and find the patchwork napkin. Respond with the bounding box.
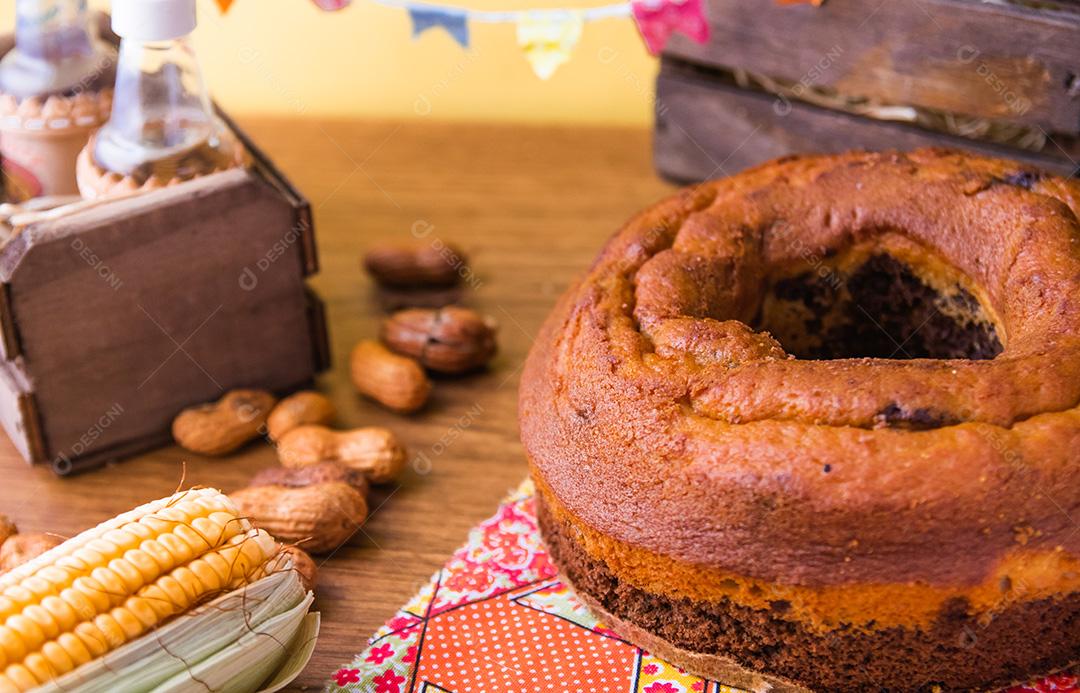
[326,480,1078,693]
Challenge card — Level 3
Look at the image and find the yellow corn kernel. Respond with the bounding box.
[123,597,159,630]
[72,622,108,659]
[137,539,174,573]
[4,617,44,660]
[118,548,160,582]
[70,576,112,614]
[19,605,58,641]
[103,608,142,641]
[148,575,193,615]
[21,652,56,686]
[54,633,91,669]
[1,664,37,692]
[57,587,95,626]
[39,641,74,678]
[89,567,126,597]
[38,597,78,634]
[0,625,26,668]
[156,533,196,566]
[191,513,237,546]
[105,557,144,594]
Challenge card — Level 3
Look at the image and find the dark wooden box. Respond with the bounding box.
[0,113,329,473]
[654,0,1080,182]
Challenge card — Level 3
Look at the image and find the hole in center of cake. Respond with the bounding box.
[755,253,1003,360]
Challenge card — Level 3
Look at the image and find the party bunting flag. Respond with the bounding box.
[214,0,235,12]
[630,0,709,55]
[409,6,471,48]
[515,11,584,80]
[311,0,353,10]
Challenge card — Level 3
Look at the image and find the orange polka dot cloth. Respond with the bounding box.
[326,480,1080,693]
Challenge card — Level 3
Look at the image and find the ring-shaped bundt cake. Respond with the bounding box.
[520,149,1080,692]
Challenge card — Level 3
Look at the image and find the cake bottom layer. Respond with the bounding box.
[536,494,1080,692]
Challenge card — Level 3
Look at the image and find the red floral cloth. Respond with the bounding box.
[327,481,1078,693]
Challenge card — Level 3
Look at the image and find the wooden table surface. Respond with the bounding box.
[0,118,674,691]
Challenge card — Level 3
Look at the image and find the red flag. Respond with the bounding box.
[631,0,709,55]
[311,0,352,9]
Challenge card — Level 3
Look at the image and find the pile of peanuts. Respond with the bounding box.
[354,240,498,413]
[170,388,406,588]
[164,239,497,585]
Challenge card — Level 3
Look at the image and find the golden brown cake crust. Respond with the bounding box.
[519,148,1080,598]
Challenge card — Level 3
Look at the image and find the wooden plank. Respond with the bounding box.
[0,358,44,463]
[305,285,332,373]
[663,0,1080,134]
[50,430,174,476]
[220,108,320,278]
[2,169,320,466]
[653,61,1079,184]
[0,283,20,361]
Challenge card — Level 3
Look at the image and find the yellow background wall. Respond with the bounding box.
[0,0,659,124]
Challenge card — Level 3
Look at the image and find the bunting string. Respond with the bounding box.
[371,0,631,23]
[217,0,713,79]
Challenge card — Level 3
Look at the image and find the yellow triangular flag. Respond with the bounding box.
[516,11,583,80]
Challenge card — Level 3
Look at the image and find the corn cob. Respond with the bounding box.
[0,489,276,693]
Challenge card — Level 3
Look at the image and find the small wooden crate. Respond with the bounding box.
[654,0,1080,182]
[0,108,329,473]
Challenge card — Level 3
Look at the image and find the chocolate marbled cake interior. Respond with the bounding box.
[757,253,1003,361]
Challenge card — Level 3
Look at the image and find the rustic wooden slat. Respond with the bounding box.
[51,430,175,476]
[0,358,42,463]
[219,108,320,278]
[0,283,19,360]
[663,0,1080,134]
[305,285,332,373]
[653,61,1079,184]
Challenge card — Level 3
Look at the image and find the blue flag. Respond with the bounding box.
[408,6,470,48]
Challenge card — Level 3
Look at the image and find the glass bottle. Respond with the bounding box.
[78,0,243,199]
[0,0,115,201]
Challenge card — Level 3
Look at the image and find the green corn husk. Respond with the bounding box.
[32,568,319,693]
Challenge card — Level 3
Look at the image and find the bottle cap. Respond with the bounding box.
[112,0,197,41]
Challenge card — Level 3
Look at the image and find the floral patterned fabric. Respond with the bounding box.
[327,480,1078,693]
